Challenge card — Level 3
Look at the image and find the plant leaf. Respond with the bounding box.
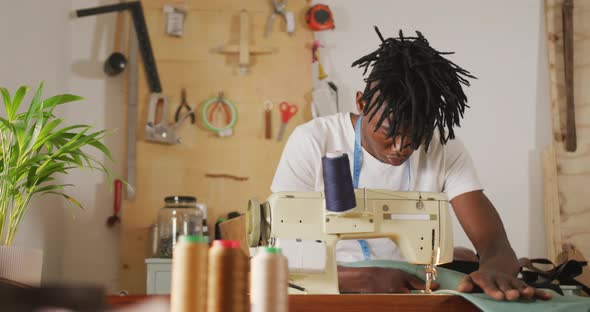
[33,184,73,195]
[0,116,13,132]
[33,123,87,152]
[10,86,29,121]
[1,87,11,120]
[42,94,83,109]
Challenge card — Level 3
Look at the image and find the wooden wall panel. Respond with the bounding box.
[545,0,590,288]
[119,0,312,293]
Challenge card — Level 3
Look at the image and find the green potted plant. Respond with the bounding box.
[0,83,113,286]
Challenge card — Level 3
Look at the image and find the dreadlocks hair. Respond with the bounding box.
[351,27,476,152]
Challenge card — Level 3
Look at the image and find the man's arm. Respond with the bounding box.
[451,190,551,301]
[337,266,438,293]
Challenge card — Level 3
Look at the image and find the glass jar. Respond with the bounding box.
[156,196,203,258]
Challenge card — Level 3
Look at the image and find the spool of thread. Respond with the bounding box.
[250,247,288,312]
[171,235,209,312]
[322,151,356,212]
[207,240,248,312]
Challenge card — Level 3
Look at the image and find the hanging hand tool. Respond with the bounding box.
[264,100,273,140]
[328,81,339,112]
[145,92,197,144]
[312,40,328,80]
[163,5,186,37]
[76,1,164,196]
[265,0,295,37]
[175,88,195,124]
[201,92,238,137]
[312,81,338,117]
[306,4,335,31]
[125,17,139,199]
[277,101,298,141]
[104,2,127,76]
[562,0,576,152]
[76,2,177,145]
[146,95,178,144]
[107,179,123,227]
[217,10,276,75]
[76,2,161,93]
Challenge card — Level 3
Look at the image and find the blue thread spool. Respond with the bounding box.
[322,152,356,213]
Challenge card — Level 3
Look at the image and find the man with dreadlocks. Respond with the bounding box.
[271,27,552,301]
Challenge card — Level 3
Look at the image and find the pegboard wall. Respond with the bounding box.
[119,0,312,293]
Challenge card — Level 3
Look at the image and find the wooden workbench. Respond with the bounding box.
[107,294,480,311]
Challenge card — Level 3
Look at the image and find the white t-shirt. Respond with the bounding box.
[271,112,483,262]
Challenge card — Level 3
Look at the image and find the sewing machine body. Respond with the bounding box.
[265,189,453,294]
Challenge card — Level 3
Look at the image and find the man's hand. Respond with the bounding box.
[457,269,552,301]
[450,191,554,301]
[338,266,439,293]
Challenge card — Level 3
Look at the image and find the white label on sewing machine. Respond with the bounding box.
[276,239,327,274]
[386,213,434,221]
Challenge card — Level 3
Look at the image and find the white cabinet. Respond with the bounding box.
[145,258,172,294]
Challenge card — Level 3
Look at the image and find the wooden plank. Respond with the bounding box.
[542,144,562,262]
[545,0,590,288]
[119,0,312,293]
[106,294,479,312]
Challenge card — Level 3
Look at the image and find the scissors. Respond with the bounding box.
[277,101,298,141]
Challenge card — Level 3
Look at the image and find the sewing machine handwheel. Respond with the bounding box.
[247,198,262,247]
[261,202,272,244]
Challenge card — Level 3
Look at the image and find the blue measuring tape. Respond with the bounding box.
[352,115,411,260]
[357,239,371,261]
[352,115,411,190]
[353,116,363,189]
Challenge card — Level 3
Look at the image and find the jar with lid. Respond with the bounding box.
[156,196,203,258]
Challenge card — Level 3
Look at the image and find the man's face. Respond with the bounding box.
[356,92,417,166]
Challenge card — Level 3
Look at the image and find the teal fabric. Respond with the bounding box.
[340,260,590,312]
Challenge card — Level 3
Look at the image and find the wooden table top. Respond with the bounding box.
[107,294,480,312]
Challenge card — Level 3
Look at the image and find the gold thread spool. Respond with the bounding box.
[207,240,248,312]
[171,235,209,312]
[250,247,288,312]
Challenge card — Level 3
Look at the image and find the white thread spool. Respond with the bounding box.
[250,247,288,312]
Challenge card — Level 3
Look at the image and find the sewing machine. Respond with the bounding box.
[252,189,453,294]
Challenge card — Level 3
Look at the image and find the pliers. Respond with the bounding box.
[265,0,294,37]
[174,88,196,124]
